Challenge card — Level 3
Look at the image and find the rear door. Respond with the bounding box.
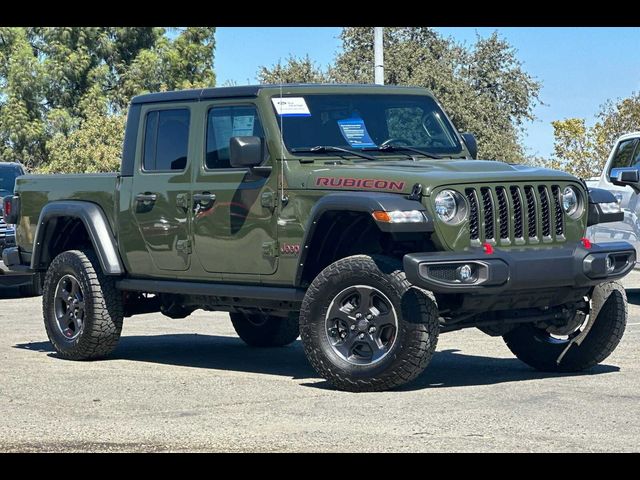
[130,104,194,273]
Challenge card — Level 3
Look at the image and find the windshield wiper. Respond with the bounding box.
[363,144,444,159]
[291,145,377,162]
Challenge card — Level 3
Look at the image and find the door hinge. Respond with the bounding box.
[262,240,278,257]
[176,193,189,210]
[176,239,192,254]
[261,191,276,211]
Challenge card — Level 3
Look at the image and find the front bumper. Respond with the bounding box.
[404,241,636,294]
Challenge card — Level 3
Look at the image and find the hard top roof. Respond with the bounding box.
[131,83,430,105]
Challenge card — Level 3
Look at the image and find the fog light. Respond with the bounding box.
[606,255,616,274]
[457,264,474,282]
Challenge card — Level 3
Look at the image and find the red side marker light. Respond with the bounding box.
[483,242,494,255]
[581,237,592,249]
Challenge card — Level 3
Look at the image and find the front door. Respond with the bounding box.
[131,105,193,272]
[191,102,278,276]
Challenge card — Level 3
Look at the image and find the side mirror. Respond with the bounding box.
[461,132,478,159]
[610,167,640,194]
[229,136,265,169]
[587,188,624,226]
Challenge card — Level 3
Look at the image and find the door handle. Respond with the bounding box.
[193,193,216,204]
[136,193,158,203]
[193,192,216,214]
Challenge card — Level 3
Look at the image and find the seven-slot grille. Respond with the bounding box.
[464,184,568,245]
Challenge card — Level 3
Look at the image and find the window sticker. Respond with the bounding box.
[232,115,255,136]
[271,97,311,117]
[337,117,377,149]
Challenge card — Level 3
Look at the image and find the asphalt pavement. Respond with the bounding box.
[1,273,639,452]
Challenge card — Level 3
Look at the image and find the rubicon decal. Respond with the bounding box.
[315,177,406,191]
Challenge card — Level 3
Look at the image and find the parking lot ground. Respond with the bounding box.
[1,279,639,452]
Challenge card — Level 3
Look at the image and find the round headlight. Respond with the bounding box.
[562,186,580,217]
[434,189,467,224]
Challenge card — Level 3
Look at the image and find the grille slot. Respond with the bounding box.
[496,187,510,240]
[458,183,570,246]
[524,186,537,239]
[538,185,551,237]
[466,188,480,241]
[480,187,495,240]
[552,185,564,237]
[510,186,524,239]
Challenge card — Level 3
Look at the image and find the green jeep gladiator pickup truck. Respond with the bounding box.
[3,84,637,392]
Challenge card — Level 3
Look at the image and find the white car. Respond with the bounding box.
[587,132,640,272]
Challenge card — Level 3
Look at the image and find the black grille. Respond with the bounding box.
[538,185,551,237]
[460,184,567,245]
[525,186,537,239]
[427,265,459,282]
[510,186,524,238]
[496,187,509,240]
[466,188,480,241]
[552,185,564,237]
[481,187,495,240]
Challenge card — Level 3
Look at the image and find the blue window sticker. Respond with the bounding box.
[337,117,377,149]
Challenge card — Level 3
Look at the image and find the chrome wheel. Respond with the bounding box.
[325,285,398,365]
[53,275,85,340]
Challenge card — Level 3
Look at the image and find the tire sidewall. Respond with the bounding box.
[43,251,98,354]
[302,256,420,380]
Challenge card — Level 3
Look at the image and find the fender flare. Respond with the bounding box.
[30,201,124,275]
[294,192,432,286]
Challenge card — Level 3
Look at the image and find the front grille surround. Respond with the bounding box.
[446,183,576,247]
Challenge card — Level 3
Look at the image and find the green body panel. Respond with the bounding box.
[13,84,590,288]
[15,173,118,254]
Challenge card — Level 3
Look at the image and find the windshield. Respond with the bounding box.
[271,93,463,156]
[0,166,21,195]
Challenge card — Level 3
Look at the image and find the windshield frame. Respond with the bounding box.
[268,92,467,159]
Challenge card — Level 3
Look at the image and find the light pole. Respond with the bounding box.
[374,27,384,85]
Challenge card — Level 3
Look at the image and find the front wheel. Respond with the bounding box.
[300,255,439,392]
[503,281,627,372]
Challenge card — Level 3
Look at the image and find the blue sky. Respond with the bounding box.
[214,27,640,159]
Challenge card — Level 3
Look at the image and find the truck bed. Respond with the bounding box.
[14,173,119,254]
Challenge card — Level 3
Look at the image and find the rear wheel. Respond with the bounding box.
[42,250,124,360]
[503,281,627,372]
[230,312,299,347]
[300,255,439,392]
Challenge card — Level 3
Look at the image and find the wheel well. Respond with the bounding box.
[298,211,435,286]
[38,217,94,269]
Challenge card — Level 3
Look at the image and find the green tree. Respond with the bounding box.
[258,27,542,163]
[550,92,640,179]
[258,55,330,84]
[0,27,216,173]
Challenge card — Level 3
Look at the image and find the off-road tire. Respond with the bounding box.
[19,273,42,297]
[230,312,300,347]
[42,250,124,360]
[299,255,439,392]
[503,281,626,372]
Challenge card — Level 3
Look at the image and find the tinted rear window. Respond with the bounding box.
[143,109,191,171]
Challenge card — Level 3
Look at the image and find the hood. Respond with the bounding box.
[299,159,578,195]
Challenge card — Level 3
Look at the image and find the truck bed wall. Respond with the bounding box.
[14,173,118,254]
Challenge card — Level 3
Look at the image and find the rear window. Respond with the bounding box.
[143,109,191,171]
